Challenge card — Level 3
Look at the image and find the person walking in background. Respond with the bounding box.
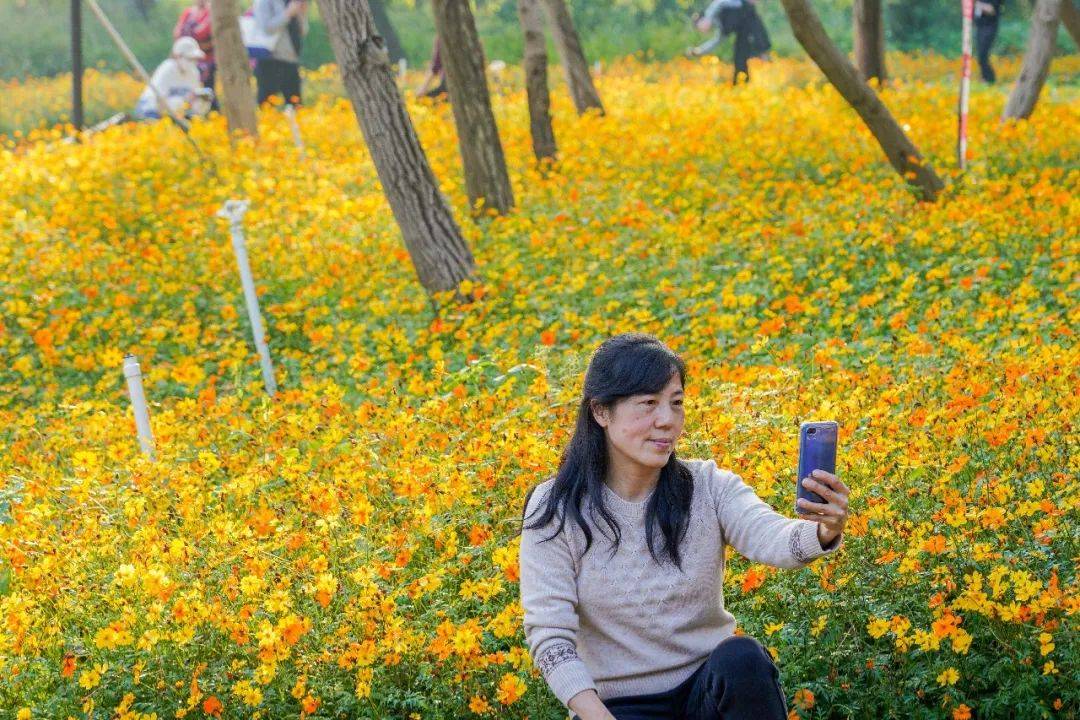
[133,36,213,120]
[416,35,448,100]
[173,0,217,110]
[974,0,1004,83]
[253,0,309,105]
[686,0,771,84]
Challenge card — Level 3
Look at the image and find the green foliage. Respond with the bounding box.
[2,0,1072,82]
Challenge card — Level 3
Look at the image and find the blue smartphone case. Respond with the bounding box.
[796,421,837,514]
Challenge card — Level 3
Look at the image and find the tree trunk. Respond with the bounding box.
[540,0,604,115]
[852,0,886,84]
[318,0,475,295]
[778,0,943,201]
[210,0,259,138]
[368,0,405,64]
[519,0,557,161]
[432,0,515,214]
[1061,0,1080,47]
[1004,0,1062,119]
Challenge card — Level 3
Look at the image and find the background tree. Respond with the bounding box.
[368,0,405,64]
[853,0,886,83]
[432,0,515,214]
[319,0,475,295]
[541,0,604,115]
[1004,0,1062,119]
[518,0,557,161]
[210,0,258,138]
[778,0,944,200]
[1061,0,1080,46]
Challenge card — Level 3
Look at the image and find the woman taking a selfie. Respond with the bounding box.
[519,333,849,720]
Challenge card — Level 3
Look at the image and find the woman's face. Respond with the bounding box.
[593,372,685,474]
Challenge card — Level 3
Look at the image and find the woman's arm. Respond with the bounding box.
[519,487,599,712]
[568,689,617,720]
[710,462,844,568]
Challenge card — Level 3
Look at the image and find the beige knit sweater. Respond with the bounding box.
[519,458,843,709]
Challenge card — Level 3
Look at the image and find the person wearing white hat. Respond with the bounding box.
[133,36,214,120]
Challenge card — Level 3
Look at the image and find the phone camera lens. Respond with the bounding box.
[807,428,816,435]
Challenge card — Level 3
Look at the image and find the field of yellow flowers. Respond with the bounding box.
[1,55,1078,719]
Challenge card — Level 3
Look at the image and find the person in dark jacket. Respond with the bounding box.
[974,0,1005,83]
[686,0,771,85]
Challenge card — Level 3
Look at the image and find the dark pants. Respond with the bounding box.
[975,21,999,83]
[255,58,302,105]
[202,63,219,112]
[720,6,767,84]
[572,636,788,720]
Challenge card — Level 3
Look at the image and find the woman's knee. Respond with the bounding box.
[707,636,776,680]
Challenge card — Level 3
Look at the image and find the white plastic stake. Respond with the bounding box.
[282,104,306,160]
[957,0,973,169]
[217,200,278,397]
[123,354,154,458]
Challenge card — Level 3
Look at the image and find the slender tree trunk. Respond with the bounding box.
[369,0,405,64]
[1061,0,1080,47]
[778,0,943,201]
[211,0,259,138]
[540,0,604,115]
[432,0,515,214]
[519,0,556,161]
[853,0,886,84]
[1004,0,1062,119]
[318,0,475,295]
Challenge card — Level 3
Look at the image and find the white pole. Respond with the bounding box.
[958,0,974,169]
[123,354,154,458]
[398,57,407,81]
[217,200,278,397]
[84,0,190,131]
[282,104,306,159]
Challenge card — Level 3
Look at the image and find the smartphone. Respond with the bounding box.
[796,421,837,515]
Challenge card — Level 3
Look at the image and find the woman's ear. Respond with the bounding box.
[590,400,608,428]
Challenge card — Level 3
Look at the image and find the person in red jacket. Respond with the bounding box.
[174,0,217,109]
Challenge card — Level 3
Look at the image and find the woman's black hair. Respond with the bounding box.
[522,332,695,569]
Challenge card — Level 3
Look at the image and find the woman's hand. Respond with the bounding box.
[567,689,617,720]
[797,469,849,546]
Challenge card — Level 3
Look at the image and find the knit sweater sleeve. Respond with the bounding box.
[704,460,844,569]
[518,484,597,708]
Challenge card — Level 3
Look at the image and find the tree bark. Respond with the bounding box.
[1061,0,1080,47]
[778,0,943,201]
[432,0,515,214]
[852,0,886,84]
[540,0,604,115]
[318,0,475,295]
[368,0,405,64]
[211,0,259,138]
[1004,0,1062,119]
[518,0,557,161]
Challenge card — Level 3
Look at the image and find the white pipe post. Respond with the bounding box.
[123,354,154,458]
[958,0,974,169]
[217,200,278,397]
[282,104,306,160]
